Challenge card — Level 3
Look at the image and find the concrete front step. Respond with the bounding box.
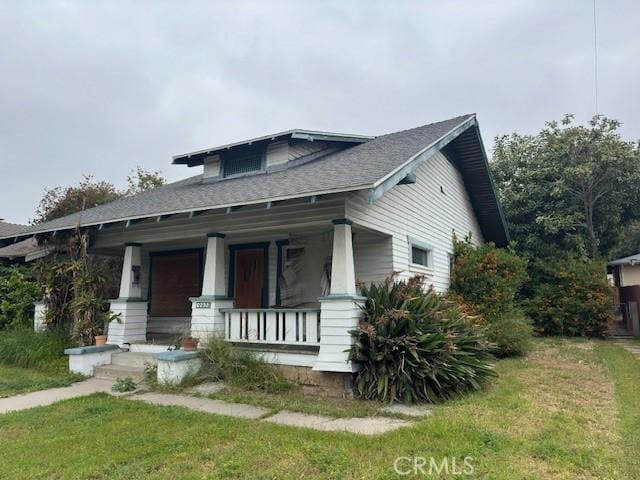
[128,343,173,354]
[111,352,157,368]
[94,364,146,382]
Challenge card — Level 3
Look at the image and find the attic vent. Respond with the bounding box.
[223,148,264,177]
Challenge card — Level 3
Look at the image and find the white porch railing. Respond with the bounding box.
[220,308,321,346]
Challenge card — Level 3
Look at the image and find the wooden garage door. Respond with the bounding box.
[149,250,203,317]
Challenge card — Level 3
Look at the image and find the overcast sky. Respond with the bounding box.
[1,0,638,224]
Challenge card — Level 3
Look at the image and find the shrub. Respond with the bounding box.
[450,234,528,320]
[0,328,72,368]
[525,256,613,337]
[200,337,293,393]
[485,312,532,357]
[350,276,495,403]
[449,235,531,357]
[0,266,40,330]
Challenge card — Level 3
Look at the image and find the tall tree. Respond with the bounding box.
[33,175,121,224]
[492,115,640,259]
[32,167,166,224]
[126,166,166,195]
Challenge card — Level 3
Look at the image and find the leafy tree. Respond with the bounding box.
[492,115,640,259]
[32,175,121,225]
[32,167,165,224]
[126,166,166,195]
[609,220,640,260]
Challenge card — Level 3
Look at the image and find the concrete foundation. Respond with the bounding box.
[277,364,354,398]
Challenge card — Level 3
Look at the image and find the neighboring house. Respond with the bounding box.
[609,253,640,337]
[0,114,508,382]
[0,221,50,264]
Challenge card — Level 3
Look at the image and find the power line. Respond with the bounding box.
[593,0,599,116]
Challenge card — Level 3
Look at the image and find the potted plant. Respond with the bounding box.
[182,336,199,351]
[94,311,121,346]
[94,329,107,346]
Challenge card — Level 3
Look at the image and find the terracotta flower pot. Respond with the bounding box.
[182,337,199,351]
[95,335,107,346]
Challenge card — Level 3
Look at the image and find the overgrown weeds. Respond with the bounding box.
[0,328,72,368]
[200,337,293,393]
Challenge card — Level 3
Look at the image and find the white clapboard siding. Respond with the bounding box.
[353,230,393,286]
[265,141,330,169]
[287,142,327,161]
[346,151,483,292]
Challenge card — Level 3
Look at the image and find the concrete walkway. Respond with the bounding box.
[128,392,269,419]
[128,392,412,435]
[611,339,640,358]
[0,380,414,435]
[0,378,114,414]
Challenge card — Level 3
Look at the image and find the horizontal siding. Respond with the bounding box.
[265,141,331,169]
[287,141,327,161]
[353,231,393,285]
[346,151,483,292]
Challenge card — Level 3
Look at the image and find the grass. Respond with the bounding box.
[210,385,383,418]
[596,341,640,478]
[0,338,637,479]
[0,358,84,397]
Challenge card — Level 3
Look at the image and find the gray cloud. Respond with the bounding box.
[1,0,638,223]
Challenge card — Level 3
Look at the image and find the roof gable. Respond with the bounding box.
[1,114,509,246]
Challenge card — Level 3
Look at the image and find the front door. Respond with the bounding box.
[234,249,265,308]
[149,250,203,317]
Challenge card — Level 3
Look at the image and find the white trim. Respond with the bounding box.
[172,129,373,162]
[372,115,476,189]
[3,187,371,241]
[407,236,434,269]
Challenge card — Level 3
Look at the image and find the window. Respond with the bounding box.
[408,236,433,269]
[222,147,264,177]
[411,246,431,267]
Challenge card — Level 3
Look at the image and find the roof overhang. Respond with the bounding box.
[0,187,371,245]
[367,115,510,247]
[608,254,640,267]
[172,129,373,167]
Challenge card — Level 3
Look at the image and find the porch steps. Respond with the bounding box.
[94,364,146,382]
[111,352,157,368]
[128,343,173,354]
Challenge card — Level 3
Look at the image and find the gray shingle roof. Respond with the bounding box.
[0,221,29,237]
[609,253,640,266]
[2,114,508,244]
[0,238,45,260]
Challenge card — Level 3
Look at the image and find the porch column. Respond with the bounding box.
[190,233,234,341]
[107,243,148,345]
[313,218,365,373]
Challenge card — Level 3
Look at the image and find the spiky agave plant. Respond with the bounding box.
[350,275,495,403]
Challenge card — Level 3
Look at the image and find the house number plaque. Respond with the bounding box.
[195,301,211,309]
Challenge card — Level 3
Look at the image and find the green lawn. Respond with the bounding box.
[0,358,84,397]
[0,338,638,479]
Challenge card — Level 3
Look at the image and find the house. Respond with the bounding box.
[608,253,640,337]
[0,114,508,387]
[0,221,50,264]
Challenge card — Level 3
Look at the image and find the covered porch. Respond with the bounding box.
[100,197,392,372]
